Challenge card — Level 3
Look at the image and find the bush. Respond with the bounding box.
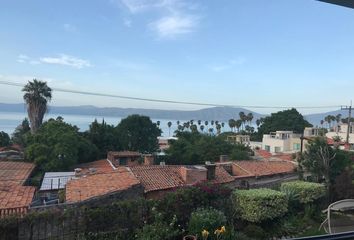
[243,224,267,240]
[280,181,326,204]
[233,189,288,223]
[188,208,227,239]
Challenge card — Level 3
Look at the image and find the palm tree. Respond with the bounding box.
[216,124,221,135]
[197,120,201,125]
[235,119,242,133]
[256,119,261,127]
[22,79,52,133]
[167,121,172,136]
[177,120,180,126]
[228,119,235,132]
[200,125,205,133]
[221,122,225,129]
[211,120,215,126]
[156,120,160,128]
[205,121,209,129]
[247,113,253,125]
[320,120,324,128]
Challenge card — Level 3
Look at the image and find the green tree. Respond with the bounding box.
[26,118,98,172]
[167,121,172,136]
[22,79,52,133]
[256,108,312,140]
[228,119,236,132]
[11,118,31,147]
[116,115,161,153]
[84,119,119,158]
[0,131,10,147]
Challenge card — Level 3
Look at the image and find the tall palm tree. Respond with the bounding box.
[335,114,342,124]
[256,119,261,127]
[156,120,161,128]
[235,119,242,133]
[200,125,205,133]
[205,121,209,129]
[228,119,235,132]
[247,113,253,125]
[22,79,52,133]
[320,120,324,128]
[167,121,172,136]
[197,120,201,125]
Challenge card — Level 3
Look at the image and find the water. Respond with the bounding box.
[0,112,233,137]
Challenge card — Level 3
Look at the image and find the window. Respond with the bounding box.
[274,147,281,153]
[265,145,270,152]
[293,143,301,151]
[119,157,127,165]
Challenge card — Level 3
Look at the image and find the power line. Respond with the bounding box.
[0,80,342,110]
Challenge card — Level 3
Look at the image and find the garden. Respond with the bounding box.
[0,180,327,240]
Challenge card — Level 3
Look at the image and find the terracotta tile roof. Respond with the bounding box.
[326,138,346,145]
[210,166,235,184]
[0,185,35,209]
[130,165,185,192]
[255,149,272,158]
[272,154,294,161]
[108,151,141,157]
[233,160,295,178]
[0,161,35,185]
[65,167,140,203]
[75,159,114,173]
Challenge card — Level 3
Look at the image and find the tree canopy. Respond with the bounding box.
[25,117,98,172]
[0,131,11,147]
[165,131,251,165]
[256,108,312,140]
[116,115,161,153]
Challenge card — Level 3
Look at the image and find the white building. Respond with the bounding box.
[326,123,354,145]
[262,131,302,153]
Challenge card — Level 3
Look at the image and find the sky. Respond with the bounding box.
[0,0,354,114]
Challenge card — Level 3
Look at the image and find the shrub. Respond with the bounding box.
[280,181,326,204]
[233,189,288,223]
[188,208,227,239]
[243,224,267,240]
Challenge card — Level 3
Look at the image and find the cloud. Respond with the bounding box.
[211,58,246,72]
[149,14,198,38]
[39,54,92,69]
[17,54,29,63]
[119,0,200,39]
[123,18,132,27]
[63,23,77,33]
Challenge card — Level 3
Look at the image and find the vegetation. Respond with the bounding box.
[116,114,161,153]
[165,131,251,165]
[25,117,98,172]
[22,79,52,133]
[188,208,227,239]
[0,131,10,147]
[233,189,288,223]
[11,118,31,146]
[280,181,326,204]
[255,108,312,141]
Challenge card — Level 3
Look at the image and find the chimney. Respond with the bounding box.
[180,166,207,184]
[144,154,154,166]
[219,155,229,162]
[74,168,82,177]
[205,162,216,180]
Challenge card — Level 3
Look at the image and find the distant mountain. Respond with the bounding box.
[0,103,264,121]
[304,109,349,126]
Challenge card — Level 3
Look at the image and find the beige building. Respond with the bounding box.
[326,123,354,145]
[226,134,250,145]
[262,131,302,153]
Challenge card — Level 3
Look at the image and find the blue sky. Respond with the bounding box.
[1,0,354,114]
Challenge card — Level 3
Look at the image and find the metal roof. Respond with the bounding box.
[40,172,75,191]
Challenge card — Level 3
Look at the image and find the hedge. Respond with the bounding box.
[233,189,288,223]
[280,181,326,204]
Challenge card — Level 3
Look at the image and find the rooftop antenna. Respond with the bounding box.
[341,101,352,144]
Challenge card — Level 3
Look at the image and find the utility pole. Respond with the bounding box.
[341,101,352,144]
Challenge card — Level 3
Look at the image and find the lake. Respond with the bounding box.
[0,112,233,137]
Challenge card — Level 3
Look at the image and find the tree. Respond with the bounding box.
[228,119,236,132]
[335,114,342,125]
[200,125,205,133]
[22,79,52,133]
[11,118,31,147]
[256,119,261,127]
[0,131,10,147]
[299,137,351,200]
[167,121,172,137]
[25,118,98,172]
[84,119,119,158]
[156,121,161,128]
[247,112,253,125]
[239,112,246,130]
[235,119,242,133]
[116,115,161,153]
[256,108,312,140]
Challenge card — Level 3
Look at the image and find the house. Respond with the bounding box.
[326,123,354,149]
[107,151,142,166]
[226,134,250,145]
[65,167,142,203]
[0,161,36,217]
[262,131,302,153]
[0,144,24,161]
[37,172,75,204]
[158,136,177,153]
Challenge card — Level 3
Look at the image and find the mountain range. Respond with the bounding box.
[0,103,347,126]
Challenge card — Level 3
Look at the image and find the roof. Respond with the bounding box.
[130,165,185,192]
[108,151,141,157]
[233,160,295,178]
[130,165,235,193]
[272,153,294,162]
[327,137,346,145]
[40,172,75,191]
[65,168,140,203]
[0,161,35,185]
[75,159,114,173]
[0,185,35,209]
[255,149,272,158]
